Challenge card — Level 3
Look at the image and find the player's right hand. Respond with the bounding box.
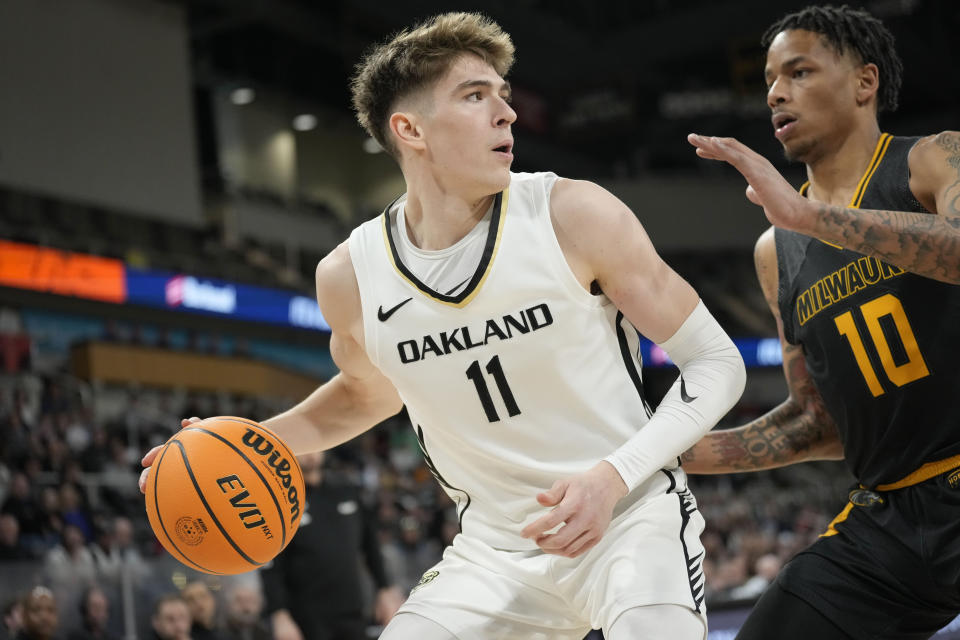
[138,417,202,494]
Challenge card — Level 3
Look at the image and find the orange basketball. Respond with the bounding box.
[144,416,305,575]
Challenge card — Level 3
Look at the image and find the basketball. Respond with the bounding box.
[144,416,305,575]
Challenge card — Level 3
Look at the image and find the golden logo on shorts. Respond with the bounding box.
[947,468,960,490]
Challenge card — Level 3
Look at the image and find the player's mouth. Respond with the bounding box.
[492,140,514,161]
[772,112,798,141]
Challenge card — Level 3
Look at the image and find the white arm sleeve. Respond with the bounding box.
[604,300,746,491]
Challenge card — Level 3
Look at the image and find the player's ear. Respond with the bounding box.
[389,110,426,154]
[855,62,879,107]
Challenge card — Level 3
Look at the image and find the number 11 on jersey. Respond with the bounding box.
[466,355,522,422]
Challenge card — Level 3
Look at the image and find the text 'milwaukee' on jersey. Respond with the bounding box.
[348,172,678,551]
[776,134,960,488]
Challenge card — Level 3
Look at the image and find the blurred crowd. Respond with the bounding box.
[0,356,853,639]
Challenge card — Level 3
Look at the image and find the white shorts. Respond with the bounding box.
[397,483,707,640]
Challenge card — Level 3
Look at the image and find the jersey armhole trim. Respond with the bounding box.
[347,226,380,367]
[541,176,607,310]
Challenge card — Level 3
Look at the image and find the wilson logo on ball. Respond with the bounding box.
[239,429,302,524]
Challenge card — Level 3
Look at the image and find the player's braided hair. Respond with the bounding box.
[762,5,903,113]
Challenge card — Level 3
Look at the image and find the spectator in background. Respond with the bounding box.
[32,488,64,554]
[0,514,30,561]
[222,584,270,640]
[45,524,97,594]
[13,587,57,640]
[262,451,403,640]
[180,582,224,640]
[380,515,441,595]
[2,474,41,541]
[728,553,783,602]
[58,485,92,543]
[88,516,150,587]
[151,595,191,640]
[1,598,23,640]
[65,586,116,640]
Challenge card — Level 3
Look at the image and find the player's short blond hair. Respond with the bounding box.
[350,12,515,157]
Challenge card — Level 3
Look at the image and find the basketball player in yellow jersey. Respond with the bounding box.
[143,13,745,639]
[686,5,960,639]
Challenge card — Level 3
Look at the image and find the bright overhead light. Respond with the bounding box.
[292,114,317,131]
[362,137,383,154]
[229,87,255,105]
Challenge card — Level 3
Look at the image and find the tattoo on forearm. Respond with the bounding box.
[807,132,960,283]
[814,202,960,284]
[683,342,838,471]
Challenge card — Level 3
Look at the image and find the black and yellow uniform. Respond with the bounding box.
[744,134,960,639]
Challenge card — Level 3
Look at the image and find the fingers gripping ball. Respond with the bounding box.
[144,417,305,575]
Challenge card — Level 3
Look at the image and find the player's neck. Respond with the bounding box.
[804,121,882,206]
[402,174,497,251]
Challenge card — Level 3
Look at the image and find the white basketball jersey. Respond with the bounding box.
[349,172,679,550]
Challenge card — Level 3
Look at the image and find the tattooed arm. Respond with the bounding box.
[681,229,843,473]
[803,131,960,284]
[687,131,960,284]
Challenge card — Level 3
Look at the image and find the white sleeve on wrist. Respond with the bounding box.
[604,300,746,491]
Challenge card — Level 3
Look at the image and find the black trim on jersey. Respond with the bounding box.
[383,192,503,305]
[615,311,654,417]
[415,425,472,532]
[660,468,677,493]
[677,489,705,612]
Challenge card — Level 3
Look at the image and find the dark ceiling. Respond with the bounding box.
[170,0,960,178]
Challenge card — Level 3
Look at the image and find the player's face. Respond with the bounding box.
[419,54,516,196]
[764,29,864,163]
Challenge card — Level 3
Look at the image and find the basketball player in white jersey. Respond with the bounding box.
[141,12,745,639]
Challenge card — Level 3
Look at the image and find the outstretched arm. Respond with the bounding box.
[687,132,960,284]
[140,243,403,492]
[682,228,843,474]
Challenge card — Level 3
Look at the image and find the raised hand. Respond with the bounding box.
[687,133,815,234]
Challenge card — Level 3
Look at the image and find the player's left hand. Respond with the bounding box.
[521,461,628,558]
[687,133,816,234]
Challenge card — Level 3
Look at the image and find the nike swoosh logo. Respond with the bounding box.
[377,297,412,322]
[680,376,698,403]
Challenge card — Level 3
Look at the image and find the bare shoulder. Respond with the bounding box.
[549,178,635,230]
[548,178,653,289]
[314,241,362,336]
[908,131,960,212]
[753,227,779,304]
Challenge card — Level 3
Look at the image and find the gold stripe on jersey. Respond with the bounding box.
[851,133,892,208]
[875,453,960,491]
[820,501,854,537]
[380,189,509,308]
[799,133,893,250]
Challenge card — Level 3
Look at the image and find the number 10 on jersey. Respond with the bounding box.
[466,355,521,422]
